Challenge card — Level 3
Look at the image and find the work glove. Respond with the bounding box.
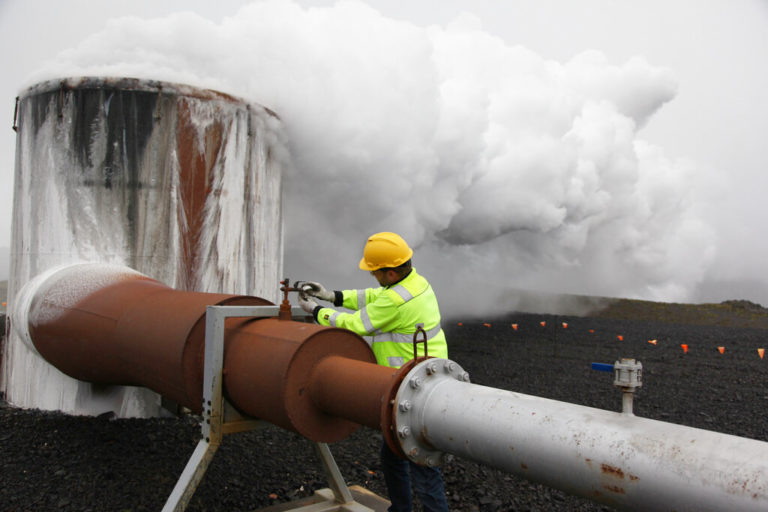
[298,291,319,314]
[301,281,335,302]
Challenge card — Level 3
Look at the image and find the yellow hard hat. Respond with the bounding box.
[359,232,414,271]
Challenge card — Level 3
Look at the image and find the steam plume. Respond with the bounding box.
[26,0,714,317]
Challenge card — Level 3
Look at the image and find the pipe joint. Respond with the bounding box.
[392,357,469,466]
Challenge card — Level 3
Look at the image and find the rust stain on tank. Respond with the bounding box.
[602,484,626,494]
[520,462,528,470]
[176,100,220,289]
[601,463,625,479]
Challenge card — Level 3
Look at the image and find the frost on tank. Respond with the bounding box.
[1,77,286,417]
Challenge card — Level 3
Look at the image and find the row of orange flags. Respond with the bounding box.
[676,344,765,358]
[646,341,766,358]
[455,320,766,359]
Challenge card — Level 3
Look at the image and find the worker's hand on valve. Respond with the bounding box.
[298,291,319,314]
[301,281,335,302]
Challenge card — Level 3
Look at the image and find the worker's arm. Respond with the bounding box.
[339,287,385,310]
[314,291,398,337]
[301,283,383,309]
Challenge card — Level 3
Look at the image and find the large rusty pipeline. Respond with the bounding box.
[21,264,266,412]
[16,263,400,443]
[16,263,768,511]
[223,317,397,441]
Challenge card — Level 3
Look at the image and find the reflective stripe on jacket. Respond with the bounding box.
[315,269,447,368]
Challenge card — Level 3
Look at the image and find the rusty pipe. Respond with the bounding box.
[306,355,394,429]
[222,318,380,441]
[16,263,383,442]
[17,264,768,511]
[16,263,268,411]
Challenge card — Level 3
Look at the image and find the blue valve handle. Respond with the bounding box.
[591,362,614,372]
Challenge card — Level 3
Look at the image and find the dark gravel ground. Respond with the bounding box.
[2,310,768,511]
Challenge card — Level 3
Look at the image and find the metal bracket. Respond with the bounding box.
[412,324,428,361]
[162,305,374,512]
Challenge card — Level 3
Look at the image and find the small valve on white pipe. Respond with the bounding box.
[613,358,642,390]
[614,358,642,415]
[591,358,642,415]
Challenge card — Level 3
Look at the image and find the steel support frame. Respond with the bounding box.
[162,305,373,512]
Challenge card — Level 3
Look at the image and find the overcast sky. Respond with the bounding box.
[0,0,766,310]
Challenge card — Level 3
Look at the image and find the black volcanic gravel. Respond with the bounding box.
[1,312,767,511]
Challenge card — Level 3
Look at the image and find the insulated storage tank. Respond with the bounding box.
[2,77,287,417]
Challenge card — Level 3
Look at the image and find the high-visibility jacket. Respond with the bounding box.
[315,269,447,368]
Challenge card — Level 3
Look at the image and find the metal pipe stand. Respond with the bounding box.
[162,305,382,512]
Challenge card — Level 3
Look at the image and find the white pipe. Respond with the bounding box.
[394,359,768,512]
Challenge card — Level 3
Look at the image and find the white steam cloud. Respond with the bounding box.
[26,0,715,317]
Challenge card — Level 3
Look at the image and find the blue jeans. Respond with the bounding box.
[380,440,449,512]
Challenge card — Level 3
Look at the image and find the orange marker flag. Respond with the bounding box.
[648,339,657,345]
[1,302,5,307]
[483,323,492,328]
[617,335,624,341]
[717,346,725,354]
[758,348,765,359]
[561,322,568,329]
[540,321,547,327]
[457,322,463,326]
[511,323,518,330]
[589,329,595,334]
[681,344,689,354]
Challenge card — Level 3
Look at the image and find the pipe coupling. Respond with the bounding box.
[392,358,469,466]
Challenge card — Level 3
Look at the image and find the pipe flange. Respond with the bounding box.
[393,358,469,466]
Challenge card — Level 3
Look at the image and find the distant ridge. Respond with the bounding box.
[501,289,768,329]
[592,297,768,329]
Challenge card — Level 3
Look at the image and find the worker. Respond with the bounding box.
[298,231,449,512]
